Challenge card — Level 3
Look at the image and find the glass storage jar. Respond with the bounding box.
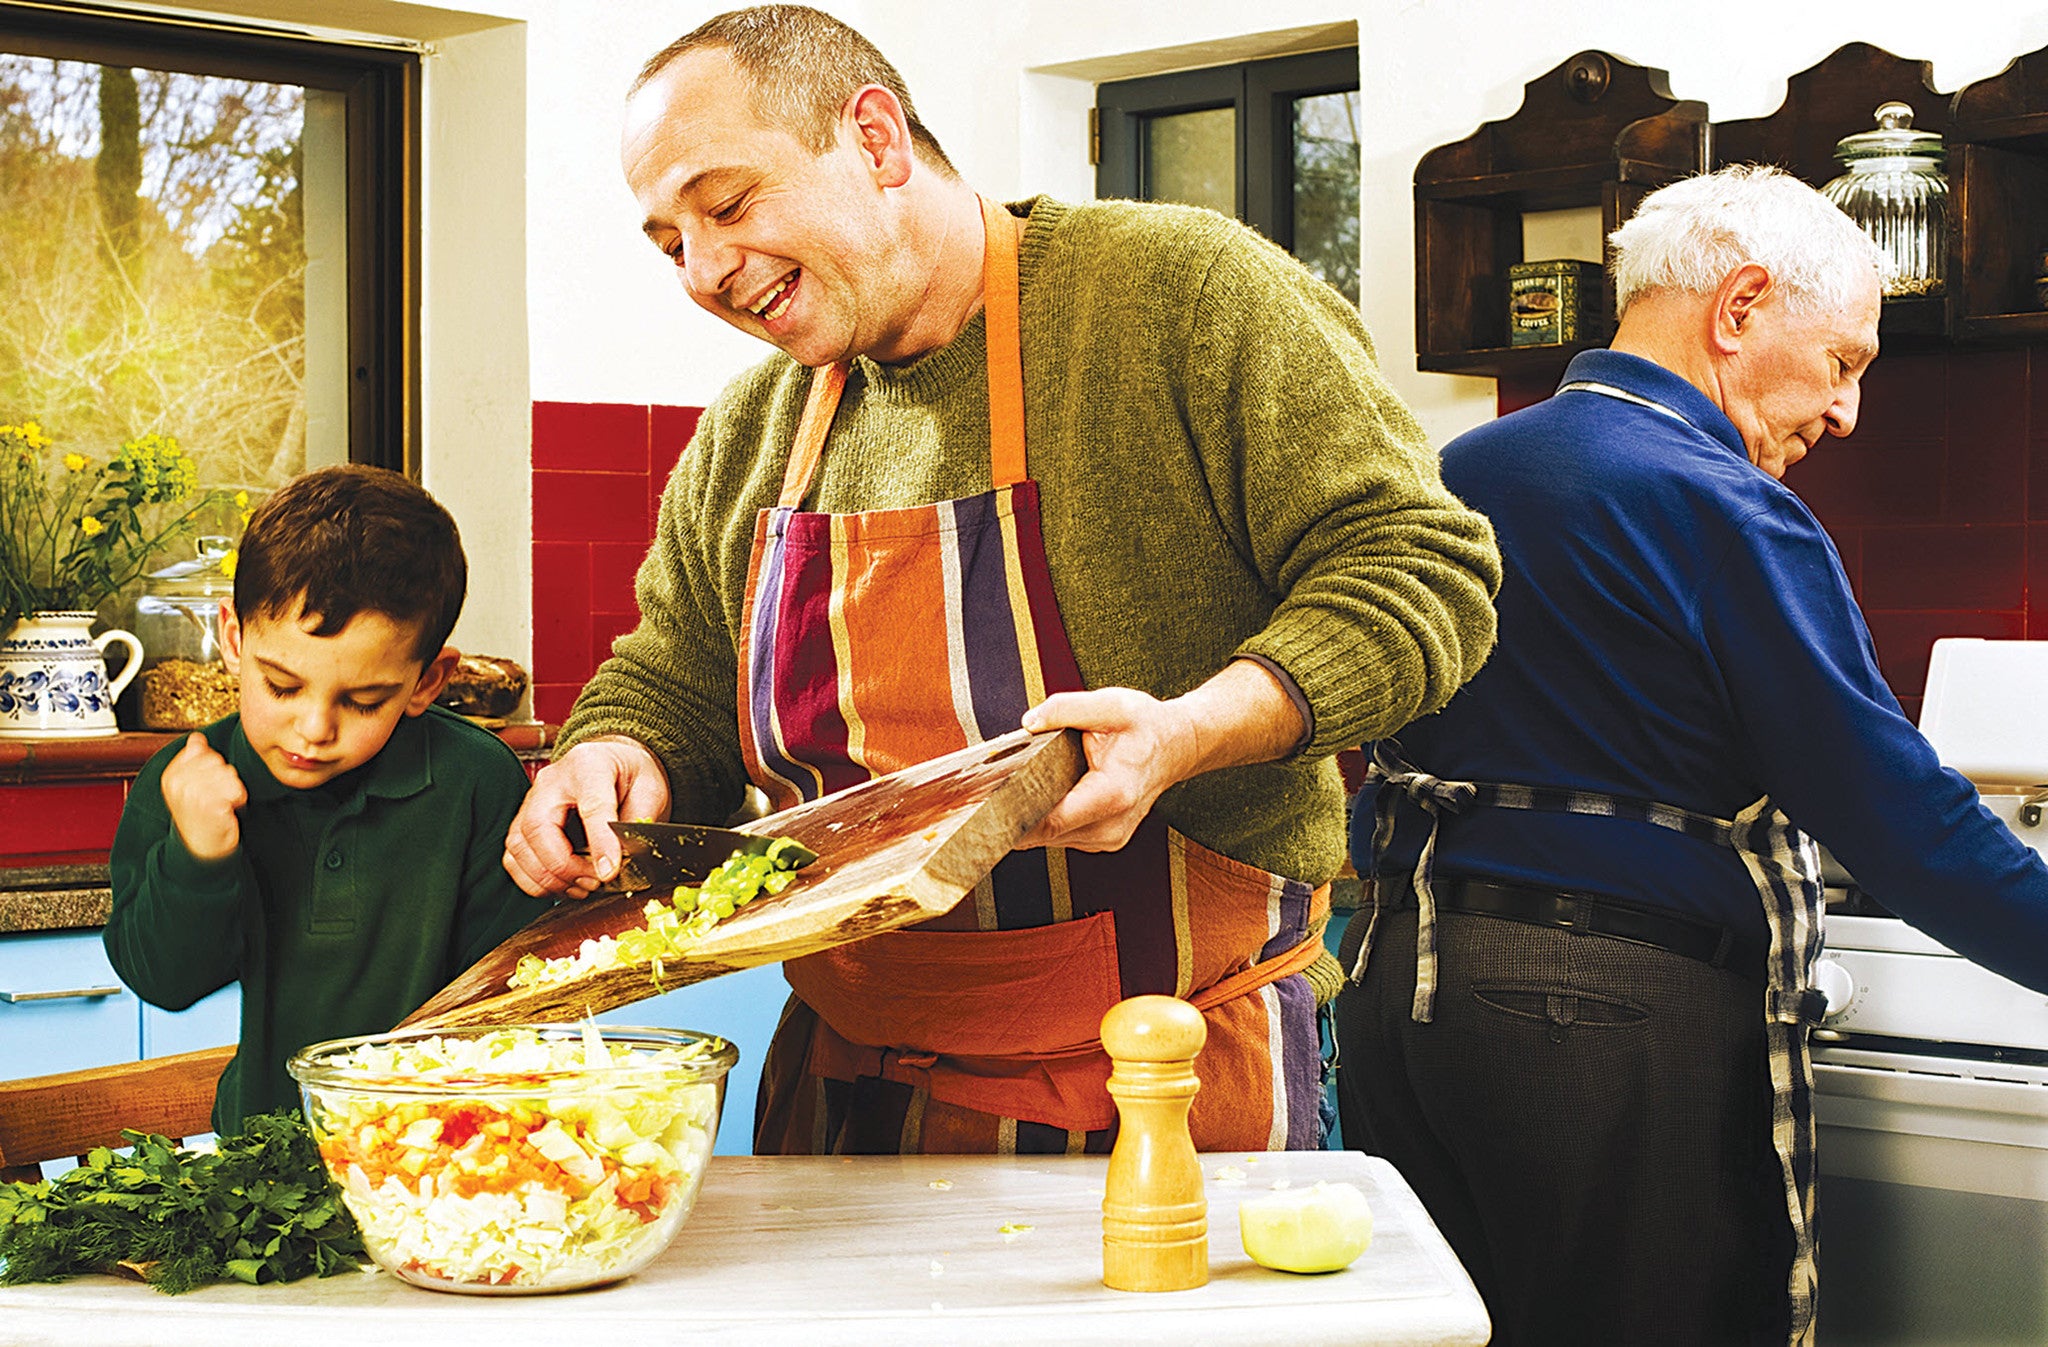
[1820,101,1949,299]
[131,536,239,731]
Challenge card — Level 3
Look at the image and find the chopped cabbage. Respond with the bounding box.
[301,1028,723,1291]
[509,839,807,993]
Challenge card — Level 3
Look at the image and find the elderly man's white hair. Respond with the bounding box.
[1608,163,1890,318]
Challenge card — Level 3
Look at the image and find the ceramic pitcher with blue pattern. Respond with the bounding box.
[0,611,143,738]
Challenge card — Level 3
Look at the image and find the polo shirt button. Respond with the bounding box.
[325,850,344,870]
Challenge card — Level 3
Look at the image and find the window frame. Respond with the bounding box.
[0,1,419,473]
[1096,46,1359,254]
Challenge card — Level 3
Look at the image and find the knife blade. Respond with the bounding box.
[563,812,819,892]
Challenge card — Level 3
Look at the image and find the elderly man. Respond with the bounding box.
[504,5,1500,1158]
[1336,163,2048,1347]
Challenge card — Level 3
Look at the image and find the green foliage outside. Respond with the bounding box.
[0,55,307,593]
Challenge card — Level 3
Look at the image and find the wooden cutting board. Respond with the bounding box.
[399,728,1084,1031]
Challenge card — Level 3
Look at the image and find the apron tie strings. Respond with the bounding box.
[1351,741,1480,1022]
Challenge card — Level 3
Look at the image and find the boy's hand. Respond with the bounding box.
[160,732,247,862]
[505,736,671,898]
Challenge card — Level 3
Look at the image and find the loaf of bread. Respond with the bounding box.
[435,654,529,719]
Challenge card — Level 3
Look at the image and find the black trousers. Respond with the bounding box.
[1334,907,1792,1347]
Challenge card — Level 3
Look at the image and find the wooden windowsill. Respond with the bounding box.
[0,722,559,784]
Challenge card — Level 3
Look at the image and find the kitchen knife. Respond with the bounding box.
[401,728,1082,1031]
[563,813,818,892]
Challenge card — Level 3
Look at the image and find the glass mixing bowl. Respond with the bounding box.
[288,1023,735,1295]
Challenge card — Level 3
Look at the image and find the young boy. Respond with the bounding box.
[106,464,553,1131]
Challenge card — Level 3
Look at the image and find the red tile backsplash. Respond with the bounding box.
[1783,435,1946,527]
[531,403,704,729]
[532,401,650,474]
[1854,351,1948,442]
[1501,346,2039,708]
[532,469,652,544]
[590,609,639,674]
[531,541,593,686]
[1858,525,2025,611]
[1945,350,2030,524]
[590,542,646,616]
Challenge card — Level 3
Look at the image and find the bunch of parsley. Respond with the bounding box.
[0,1111,364,1294]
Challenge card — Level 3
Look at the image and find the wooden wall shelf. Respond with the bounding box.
[1415,40,2048,375]
[1413,50,1706,374]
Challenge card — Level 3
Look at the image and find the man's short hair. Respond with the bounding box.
[233,464,467,663]
[632,4,956,176]
[1608,163,1891,318]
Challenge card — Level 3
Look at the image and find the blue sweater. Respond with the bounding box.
[1362,349,2048,992]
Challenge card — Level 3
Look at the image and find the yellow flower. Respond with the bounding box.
[234,490,250,511]
[79,515,106,537]
[218,548,238,580]
[63,452,87,473]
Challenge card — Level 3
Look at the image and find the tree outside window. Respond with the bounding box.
[0,55,318,504]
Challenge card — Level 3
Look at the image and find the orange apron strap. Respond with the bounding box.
[1189,928,1330,1014]
[780,202,1023,507]
[977,196,1027,489]
[778,359,850,509]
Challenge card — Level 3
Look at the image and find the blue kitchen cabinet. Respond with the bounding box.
[596,961,787,1156]
[141,980,241,1057]
[0,929,139,1077]
[1,928,240,1078]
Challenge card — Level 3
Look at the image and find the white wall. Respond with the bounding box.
[111,0,2048,670]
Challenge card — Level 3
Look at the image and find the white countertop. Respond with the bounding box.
[0,1150,1489,1346]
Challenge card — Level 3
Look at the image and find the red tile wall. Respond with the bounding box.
[1497,347,2046,722]
[530,401,702,725]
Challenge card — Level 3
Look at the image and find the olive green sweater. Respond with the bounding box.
[562,196,1499,884]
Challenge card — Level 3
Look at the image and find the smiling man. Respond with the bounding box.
[1335,165,2048,1347]
[504,5,1501,1159]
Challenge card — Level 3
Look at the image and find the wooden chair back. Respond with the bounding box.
[0,1044,234,1183]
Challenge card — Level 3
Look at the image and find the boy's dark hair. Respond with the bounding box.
[233,464,466,662]
[632,5,956,176]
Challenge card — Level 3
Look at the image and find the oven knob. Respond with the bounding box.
[1814,958,1855,1018]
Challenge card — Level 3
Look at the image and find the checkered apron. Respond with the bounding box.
[1351,741,1827,1346]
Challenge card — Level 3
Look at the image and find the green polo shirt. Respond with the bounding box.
[107,705,554,1131]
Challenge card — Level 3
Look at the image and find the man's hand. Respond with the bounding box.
[160,732,246,861]
[1015,659,1306,852]
[504,736,671,897]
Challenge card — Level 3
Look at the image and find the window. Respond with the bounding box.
[0,2,417,494]
[1096,48,1360,305]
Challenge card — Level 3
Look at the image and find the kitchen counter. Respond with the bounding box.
[0,1150,1489,1346]
[0,870,110,933]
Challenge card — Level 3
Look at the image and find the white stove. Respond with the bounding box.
[1812,639,2048,1345]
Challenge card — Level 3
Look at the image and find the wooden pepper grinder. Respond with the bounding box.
[1100,994,1208,1291]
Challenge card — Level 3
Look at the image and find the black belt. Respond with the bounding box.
[1373,872,1767,979]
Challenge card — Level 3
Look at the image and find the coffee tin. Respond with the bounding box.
[1509,259,1602,347]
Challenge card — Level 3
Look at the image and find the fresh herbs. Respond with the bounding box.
[0,1111,364,1294]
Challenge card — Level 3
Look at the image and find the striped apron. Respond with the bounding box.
[743,197,1327,1157]
[1352,738,1827,1346]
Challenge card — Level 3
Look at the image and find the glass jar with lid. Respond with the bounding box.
[1820,101,1949,299]
[131,536,240,730]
